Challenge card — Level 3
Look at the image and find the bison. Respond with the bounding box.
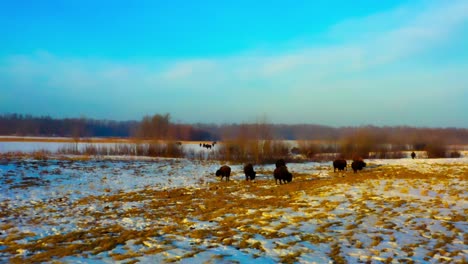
[216,165,231,181]
[243,163,256,181]
[202,143,212,149]
[411,151,416,159]
[333,159,347,172]
[351,158,366,173]
[275,159,286,168]
[274,165,293,184]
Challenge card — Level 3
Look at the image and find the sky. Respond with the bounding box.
[1,0,468,127]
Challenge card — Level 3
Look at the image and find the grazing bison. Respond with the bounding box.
[274,165,293,184]
[203,143,212,149]
[275,159,286,168]
[216,165,231,181]
[351,158,366,173]
[243,163,256,181]
[333,159,347,172]
[411,151,416,159]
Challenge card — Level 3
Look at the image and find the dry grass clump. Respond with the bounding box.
[278,250,302,264]
[329,243,345,264]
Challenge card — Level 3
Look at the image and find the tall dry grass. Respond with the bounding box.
[212,140,290,164]
[57,141,184,158]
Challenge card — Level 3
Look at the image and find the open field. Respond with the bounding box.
[1,155,467,263]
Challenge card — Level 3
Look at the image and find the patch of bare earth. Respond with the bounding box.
[1,162,467,263]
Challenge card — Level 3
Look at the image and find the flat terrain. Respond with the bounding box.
[0,155,467,263]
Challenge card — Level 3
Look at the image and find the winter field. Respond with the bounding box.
[0,143,467,263]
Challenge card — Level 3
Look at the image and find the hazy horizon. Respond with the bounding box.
[3,112,468,130]
[1,1,468,127]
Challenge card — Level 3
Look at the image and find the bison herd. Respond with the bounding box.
[200,142,217,150]
[216,157,368,184]
[333,158,367,173]
[216,159,293,184]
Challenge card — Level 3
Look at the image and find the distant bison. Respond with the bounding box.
[274,165,293,184]
[216,165,231,181]
[243,163,256,181]
[411,151,416,159]
[275,159,286,168]
[333,159,347,172]
[202,143,212,149]
[351,158,366,173]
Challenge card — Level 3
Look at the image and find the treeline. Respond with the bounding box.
[0,114,138,138]
[135,114,212,141]
[1,113,467,146]
[215,124,468,144]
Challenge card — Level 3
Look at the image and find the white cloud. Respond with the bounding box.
[4,0,467,90]
[159,59,217,81]
[1,0,467,125]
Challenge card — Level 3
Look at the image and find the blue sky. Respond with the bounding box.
[1,0,467,127]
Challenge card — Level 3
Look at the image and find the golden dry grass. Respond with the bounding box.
[1,162,467,262]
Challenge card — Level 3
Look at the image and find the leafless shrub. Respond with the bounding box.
[165,142,184,158]
[369,151,405,159]
[32,150,51,160]
[57,144,79,155]
[83,144,98,155]
[426,140,447,158]
[413,142,427,151]
[212,139,290,163]
[144,142,183,158]
[56,141,183,158]
[291,147,301,155]
[267,140,290,161]
[296,140,321,159]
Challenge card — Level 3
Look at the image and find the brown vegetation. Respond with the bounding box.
[2,113,467,160]
[2,163,467,262]
[2,113,468,144]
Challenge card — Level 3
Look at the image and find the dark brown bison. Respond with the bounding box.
[216,165,231,181]
[275,159,286,168]
[274,165,293,184]
[203,143,212,149]
[351,158,366,173]
[333,159,347,172]
[411,151,416,159]
[243,163,256,181]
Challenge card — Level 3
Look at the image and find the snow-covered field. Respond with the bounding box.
[0,155,467,263]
